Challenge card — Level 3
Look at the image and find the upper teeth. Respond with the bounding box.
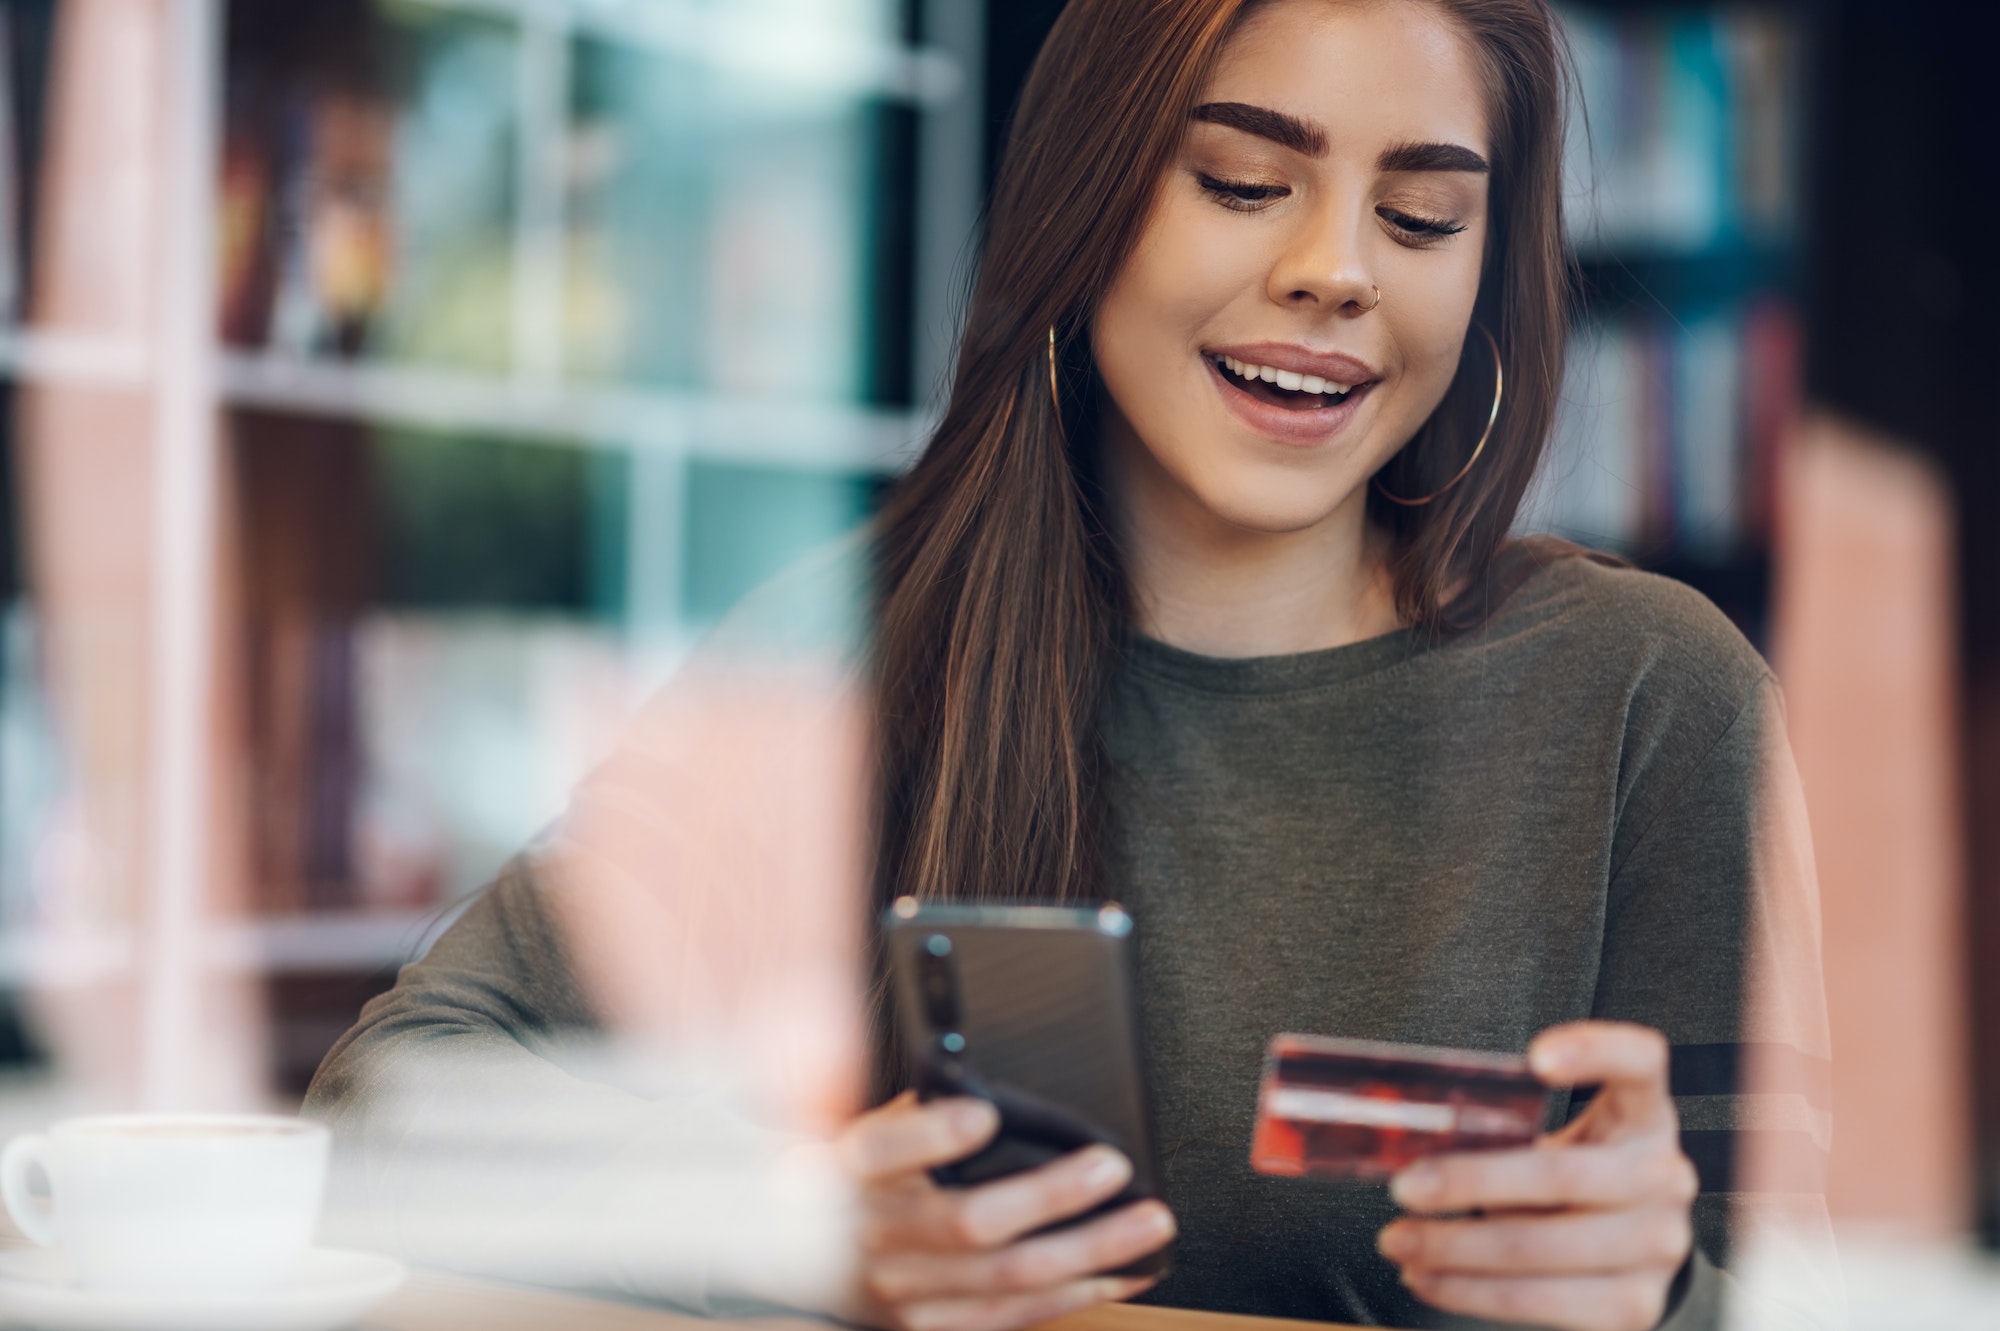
[1218,355,1356,395]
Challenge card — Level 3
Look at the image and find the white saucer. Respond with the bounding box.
[0,1246,406,1331]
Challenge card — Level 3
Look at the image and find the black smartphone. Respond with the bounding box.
[882,897,1167,1275]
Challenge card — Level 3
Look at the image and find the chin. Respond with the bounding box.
[1182,473,1354,536]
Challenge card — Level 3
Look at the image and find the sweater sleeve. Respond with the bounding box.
[301,536,876,1312]
[302,855,848,1315]
[1592,676,1845,1330]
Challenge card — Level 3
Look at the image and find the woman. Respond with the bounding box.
[310,1,1833,1329]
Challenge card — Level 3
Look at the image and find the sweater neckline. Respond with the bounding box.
[1122,624,1428,695]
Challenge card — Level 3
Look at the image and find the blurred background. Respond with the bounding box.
[0,0,1994,1325]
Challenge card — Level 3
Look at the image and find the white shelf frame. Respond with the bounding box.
[218,353,934,471]
[208,902,471,974]
[0,328,152,390]
[0,338,937,471]
[140,0,225,1113]
[0,906,467,989]
[396,0,963,107]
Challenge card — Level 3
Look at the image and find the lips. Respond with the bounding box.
[1217,354,1356,410]
[1203,349,1378,446]
[1207,342,1379,386]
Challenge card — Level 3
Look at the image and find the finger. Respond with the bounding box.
[1530,1022,1675,1132]
[1391,1139,1698,1215]
[867,1200,1175,1301]
[896,1275,1158,1331]
[844,1097,1000,1182]
[1379,1204,1692,1277]
[871,1144,1136,1251]
[1401,1269,1671,1331]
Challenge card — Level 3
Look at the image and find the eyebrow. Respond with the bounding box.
[1189,101,1490,174]
[1378,140,1490,174]
[1190,101,1327,157]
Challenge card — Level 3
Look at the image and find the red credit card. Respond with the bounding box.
[1250,1033,1553,1181]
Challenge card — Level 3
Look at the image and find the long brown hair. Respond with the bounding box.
[873,0,1577,909]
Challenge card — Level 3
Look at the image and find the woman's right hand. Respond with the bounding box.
[837,1093,1176,1331]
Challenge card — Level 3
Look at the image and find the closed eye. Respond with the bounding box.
[1197,172,1289,212]
[1377,206,1467,242]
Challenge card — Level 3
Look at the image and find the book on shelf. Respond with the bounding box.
[232,378,648,916]
[0,0,57,335]
[1535,0,1805,637]
[242,606,639,919]
[0,602,58,936]
[236,408,368,917]
[265,94,397,361]
[221,1,516,370]
[219,0,891,399]
[562,33,879,400]
[247,612,366,915]
[1740,298,1801,548]
[355,612,634,909]
[1524,299,1801,562]
[0,7,21,328]
[1559,3,1802,257]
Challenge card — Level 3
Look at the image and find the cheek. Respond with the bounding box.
[1097,203,1259,363]
[1382,250,1486,409]
[1398,321,1466,399]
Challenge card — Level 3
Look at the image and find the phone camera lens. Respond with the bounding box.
[925,934,952,957]
[918,946,960,1030]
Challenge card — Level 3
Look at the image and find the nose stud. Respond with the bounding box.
[1355,285,1382,313]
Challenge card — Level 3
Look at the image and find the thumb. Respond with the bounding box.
[1530,1021,1676,1138]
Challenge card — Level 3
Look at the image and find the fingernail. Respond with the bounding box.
[1092,1276,1146,1303]
[1376,1224,1415,1260]
[1082,1146,1133,1191]
[1134,1202,1177,1240]
[1530,1043,1570,1080]
[951,1099,998,1139]
[1390,1165,1437,1208]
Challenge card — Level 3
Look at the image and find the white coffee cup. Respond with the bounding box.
[0,1113,330,1292]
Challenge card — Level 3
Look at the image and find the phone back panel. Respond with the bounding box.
[884,901,1160,1198]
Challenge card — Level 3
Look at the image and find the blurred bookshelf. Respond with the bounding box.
[0,0,975,1095]
[222,0,958,1091]
[1521,2,1807,650]
[0,0,1811,1096]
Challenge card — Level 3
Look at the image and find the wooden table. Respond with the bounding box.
[360,1270,1367,1331]
[0,1216,1367,1331]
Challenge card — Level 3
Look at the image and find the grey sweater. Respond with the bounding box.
[307,550,1838,1328]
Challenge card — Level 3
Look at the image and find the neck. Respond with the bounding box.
[1105,425,1404,660]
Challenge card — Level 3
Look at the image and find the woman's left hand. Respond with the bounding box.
[1376,1021,1698,1331]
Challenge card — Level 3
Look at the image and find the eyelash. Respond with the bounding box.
[1380,207,1470,241]
[1197,173,1289,210]
[1195,173,1469,243]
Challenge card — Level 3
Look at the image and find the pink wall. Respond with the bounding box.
[1773,411,1969,1232]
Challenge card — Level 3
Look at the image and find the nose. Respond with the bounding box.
[1266,193,1379,316]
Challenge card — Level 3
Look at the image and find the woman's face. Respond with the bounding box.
[1091,0,1492,540]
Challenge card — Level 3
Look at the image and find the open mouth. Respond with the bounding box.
[1209,353,1369,411]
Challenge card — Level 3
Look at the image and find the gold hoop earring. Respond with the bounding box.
[1355,285,1382,313]
[1373,321,1502,507]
